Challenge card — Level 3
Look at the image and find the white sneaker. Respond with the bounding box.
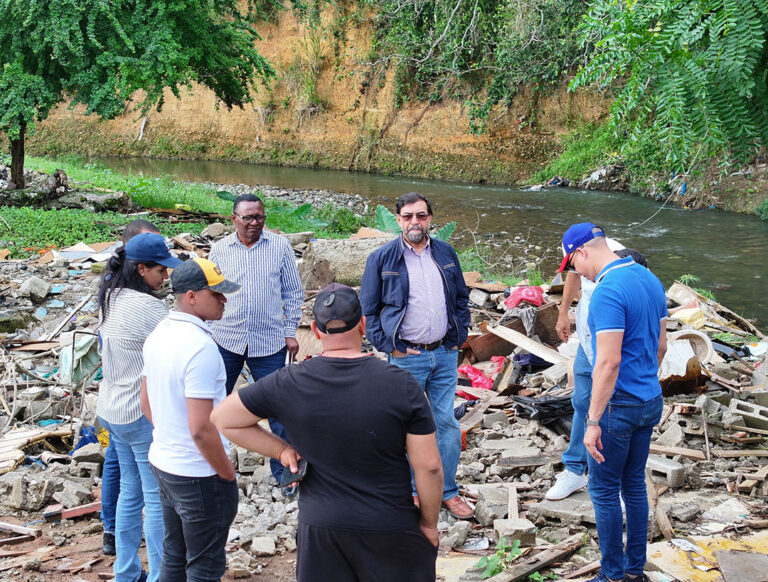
[545,470,588,500]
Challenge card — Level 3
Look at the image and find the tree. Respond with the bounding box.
[0,0,276,188]
[570,0,768,170]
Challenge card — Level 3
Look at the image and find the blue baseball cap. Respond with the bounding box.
[124,232,183,268]
[558,223,605,272]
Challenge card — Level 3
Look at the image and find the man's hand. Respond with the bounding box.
[556,310,572,343]
[278,445,302,487]
[584,424,604,463]
[391,347,421,357]
[285,337,299,362]
[419,522,439,547]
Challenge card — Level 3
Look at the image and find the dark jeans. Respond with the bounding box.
[151,466,239,582]
[587,391,663,580]
[297,522,437,582]
[217,345,289,482]
[101,437,120,534]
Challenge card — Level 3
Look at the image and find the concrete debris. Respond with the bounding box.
[0,205,766,580]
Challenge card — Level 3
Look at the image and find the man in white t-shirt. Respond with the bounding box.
[140,258,240,582]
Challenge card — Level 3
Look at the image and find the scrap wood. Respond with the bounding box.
[9,341,60,352]
[0,521,41,538]
[43,292,94,342]
[170,235,198,252]
[649,444,706,461]
[0,449,26,476]
[713,449,768,458]
[745,519,768,529]
[459,399,496,431]
[563,560,601,579]
[487,326,570,366]
[645,470,674,540]
[69,555,102,574]
[485,533,584,582]
[0,534,35,546]
[0,549,32,559]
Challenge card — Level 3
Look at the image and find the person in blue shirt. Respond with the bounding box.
[558,223,667,582]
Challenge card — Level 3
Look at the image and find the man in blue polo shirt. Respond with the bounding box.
[558,223,667,582]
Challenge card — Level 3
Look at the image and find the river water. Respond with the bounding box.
[90,157,767,329]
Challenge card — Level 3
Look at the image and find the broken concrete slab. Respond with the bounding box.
[474,485,510,526]
[52,479,92,508]
[298,236,394,289]
[527,490,596,525]
[482,410,510,429]
[480,438,541,455]
[71,443,104,465]
[493,518,536,546]
[18,276,51,304]
[249,536,276,556]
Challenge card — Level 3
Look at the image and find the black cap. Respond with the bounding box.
[313,283,362,334]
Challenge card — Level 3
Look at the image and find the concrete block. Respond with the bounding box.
[18,276,51,304]
[646,455,685,488]
[236,447,265,474]
[469,289,494,309]
[250,536,276,556]
[473,485,510,526]
[695,395,724,416]
[527,490,596,525]
[722,411,745,426]
[72,443,105,465]
[8,476,59,511]
[655,421,686,447]
[668,503,701,522]
[482,410,509,429]
[53,480,92,508]
[480,439,540,456]
[493,518,536,546]
[71,462,101,479]
[729,399,768,431]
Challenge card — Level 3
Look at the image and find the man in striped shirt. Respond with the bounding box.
[209,193,304,488]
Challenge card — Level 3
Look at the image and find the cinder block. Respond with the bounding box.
[493,518,536,546]
[729,399,768,430]
[646,455,685,488]
[71,462,101,479]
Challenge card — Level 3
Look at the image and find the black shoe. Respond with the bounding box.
[624,575,649,582]
[137,571,148,582]
[102,532,116,556]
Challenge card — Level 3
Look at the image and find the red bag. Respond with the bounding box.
[504,285,544,309]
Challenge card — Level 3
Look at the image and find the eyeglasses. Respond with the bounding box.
[234,213,266,223]
[399,212,429,221]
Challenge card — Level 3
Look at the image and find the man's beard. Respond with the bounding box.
[406,226,425,243]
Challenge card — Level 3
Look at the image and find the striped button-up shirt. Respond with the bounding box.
[399,238,448,344]
[97,289,168,425]
[209,230,304,357]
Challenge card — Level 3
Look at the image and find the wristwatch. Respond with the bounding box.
[585,415,600,427]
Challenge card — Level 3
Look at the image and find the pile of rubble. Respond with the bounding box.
[0,221,766,581]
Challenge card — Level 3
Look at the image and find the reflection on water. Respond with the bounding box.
[87,157,768,328]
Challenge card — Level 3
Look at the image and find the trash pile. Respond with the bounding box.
[0,222,766,581]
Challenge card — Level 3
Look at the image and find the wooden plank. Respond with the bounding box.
[0,521,41,537]
[9,341,60,352]
[488,326,570,365]
[508,485,519,519]
[0,534,35,546]
[485,533,585,582]
[645,470,674,540]
[563,560,601,579]
[458,385,497,401]
[712,449,768,458]
[649,444,706,461]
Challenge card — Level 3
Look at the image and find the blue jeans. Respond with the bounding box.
[151,466,239,582]
[389,345,461,500]
[562,346,592,475]
[587,391,663,581]
[218,345,289,482]
[99,416,164,582]
[101,437,120,534]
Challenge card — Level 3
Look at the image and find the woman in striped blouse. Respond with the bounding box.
[97,233,181,582]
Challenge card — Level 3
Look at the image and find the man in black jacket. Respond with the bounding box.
[360,192,472,519]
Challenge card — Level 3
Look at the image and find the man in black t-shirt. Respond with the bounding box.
[211,283,443,582]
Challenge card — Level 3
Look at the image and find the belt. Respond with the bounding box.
[402,338,444,352]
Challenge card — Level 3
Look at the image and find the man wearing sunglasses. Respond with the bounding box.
[208,193,304,491]
[361,192,473,520]
[558,223,667,582]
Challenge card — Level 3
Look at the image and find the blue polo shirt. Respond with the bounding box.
[588,257,667,402]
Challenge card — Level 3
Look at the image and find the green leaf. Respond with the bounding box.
[433,221,456,242]
[292,203,313,218]
[375,204,400,234]
[216,190,236,202]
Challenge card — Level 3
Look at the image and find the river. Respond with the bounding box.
[89,157,768,329]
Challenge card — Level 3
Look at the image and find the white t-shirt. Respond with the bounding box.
[143,311,229,477]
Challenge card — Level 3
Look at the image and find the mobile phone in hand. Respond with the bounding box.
[279,459,308,487]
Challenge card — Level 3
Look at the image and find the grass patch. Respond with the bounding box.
[1,156,368,258]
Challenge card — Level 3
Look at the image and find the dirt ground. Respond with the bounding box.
[0,516,298,581]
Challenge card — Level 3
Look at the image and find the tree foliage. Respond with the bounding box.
[0,0,277,186]
[363,0,588,132]
[570,0,768,170]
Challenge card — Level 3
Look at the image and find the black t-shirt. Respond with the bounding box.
[238,355,436,533]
